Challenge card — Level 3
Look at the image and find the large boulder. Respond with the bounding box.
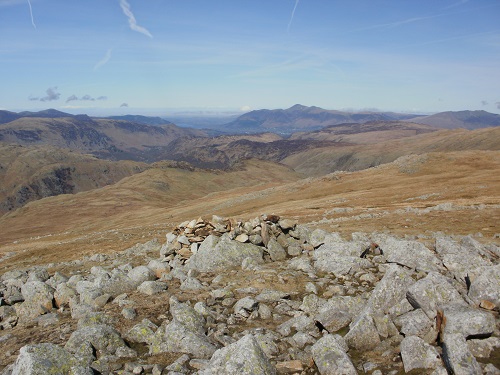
[344,313,381,351]
[187,235,264,272]
[435,237,490,283]
[198,334,276,375]
[11,343,88,375]
[400,336,443,373]
[379,238,443,272]
[16,281,55,319]
[364,264,415,315]
[65,324,129,356]
[442,333,482,375]
[441,304,496,337]
[149,298,216,358]
[468,264,500,308]
[149,320,216,359]
[311,334,357,375]
[406,272,466,319]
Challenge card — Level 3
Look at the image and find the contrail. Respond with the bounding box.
[27,0,36,29]
[287,0,300,32]
[119,0,153,38]
[94,48,112,70]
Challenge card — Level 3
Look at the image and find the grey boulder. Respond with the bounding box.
[198,334,276,375]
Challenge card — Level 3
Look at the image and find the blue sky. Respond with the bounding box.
[1,0,499,115]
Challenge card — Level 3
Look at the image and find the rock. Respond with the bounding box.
[180,276,204,291]
[276,360,303,374]
[311,334,356,375]
[124,318,159,345]
[137,280,168,295]
[234,296,259,318]
[287,257,314,273]
[442,333,482,375]
[406,272,466,319]
[128,266,156,286]
[258,303,272,320]
[235,233,249,243]
[313,253,372,278]
[441,304,496,337]
[364,264,415,315]
[147,259,171,278]
[188,235,264,272]
[256,290,290,303]
[199,334,276,375]
[436,237,490,283]
[11,343,86,375]
[92,293,112,308]
[379,238,443,272]
[65,324,129,356]
[19,281,55,317]
[468,264,500,308]
[0,305,18,329]
[122,307,137,319]
[46,272,69,289]
[300,294,327,315]
[267,238,287,261]
[394,309,435,342]
[27,268,49,282]
[400,336,442,373]
[277,315,316,337]
[278,219,297,231]
[77,312,115,328]
[170,298,206,334]
[344,313,381,351]
[149,320,216,359]
[468,337,500,358]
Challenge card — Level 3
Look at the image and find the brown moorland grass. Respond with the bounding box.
[0,150,499,273]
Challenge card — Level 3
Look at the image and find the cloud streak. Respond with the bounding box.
[287,0,300,32]
[66,94,108,103]
[27,0,36,28]
[94,48,112,70]
[119,0,152,38]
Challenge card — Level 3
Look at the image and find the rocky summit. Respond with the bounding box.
[1,215,499,375]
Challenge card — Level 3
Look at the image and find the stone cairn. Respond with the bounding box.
[1,214,499,375]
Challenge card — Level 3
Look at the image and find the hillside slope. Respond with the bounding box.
[0,151,498,272]
[406,110,500,129]
[0,116,203,161]
[0,144,148,213]
[283,127,500,176]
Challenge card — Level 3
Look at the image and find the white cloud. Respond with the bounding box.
[119,0,153,38]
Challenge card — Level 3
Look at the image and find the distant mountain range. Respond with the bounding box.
[0,109,204,161]
[221,104,422,134]
[221,105,500,134]
[405,110,500,130]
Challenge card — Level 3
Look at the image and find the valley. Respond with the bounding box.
[0,105,499,374]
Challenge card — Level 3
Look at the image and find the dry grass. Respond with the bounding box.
[0,150,499,273]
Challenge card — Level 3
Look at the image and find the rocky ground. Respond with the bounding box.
[1,214,499,374]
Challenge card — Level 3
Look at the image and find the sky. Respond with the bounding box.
[1,0,500,116]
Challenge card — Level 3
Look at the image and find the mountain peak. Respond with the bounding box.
[287,104,309,111]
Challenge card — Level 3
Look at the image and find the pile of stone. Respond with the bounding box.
[0,214,499,375]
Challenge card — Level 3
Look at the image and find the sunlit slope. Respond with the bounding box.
[0,151,498,272]
[0,144,147,212]
[283,127,500,176]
